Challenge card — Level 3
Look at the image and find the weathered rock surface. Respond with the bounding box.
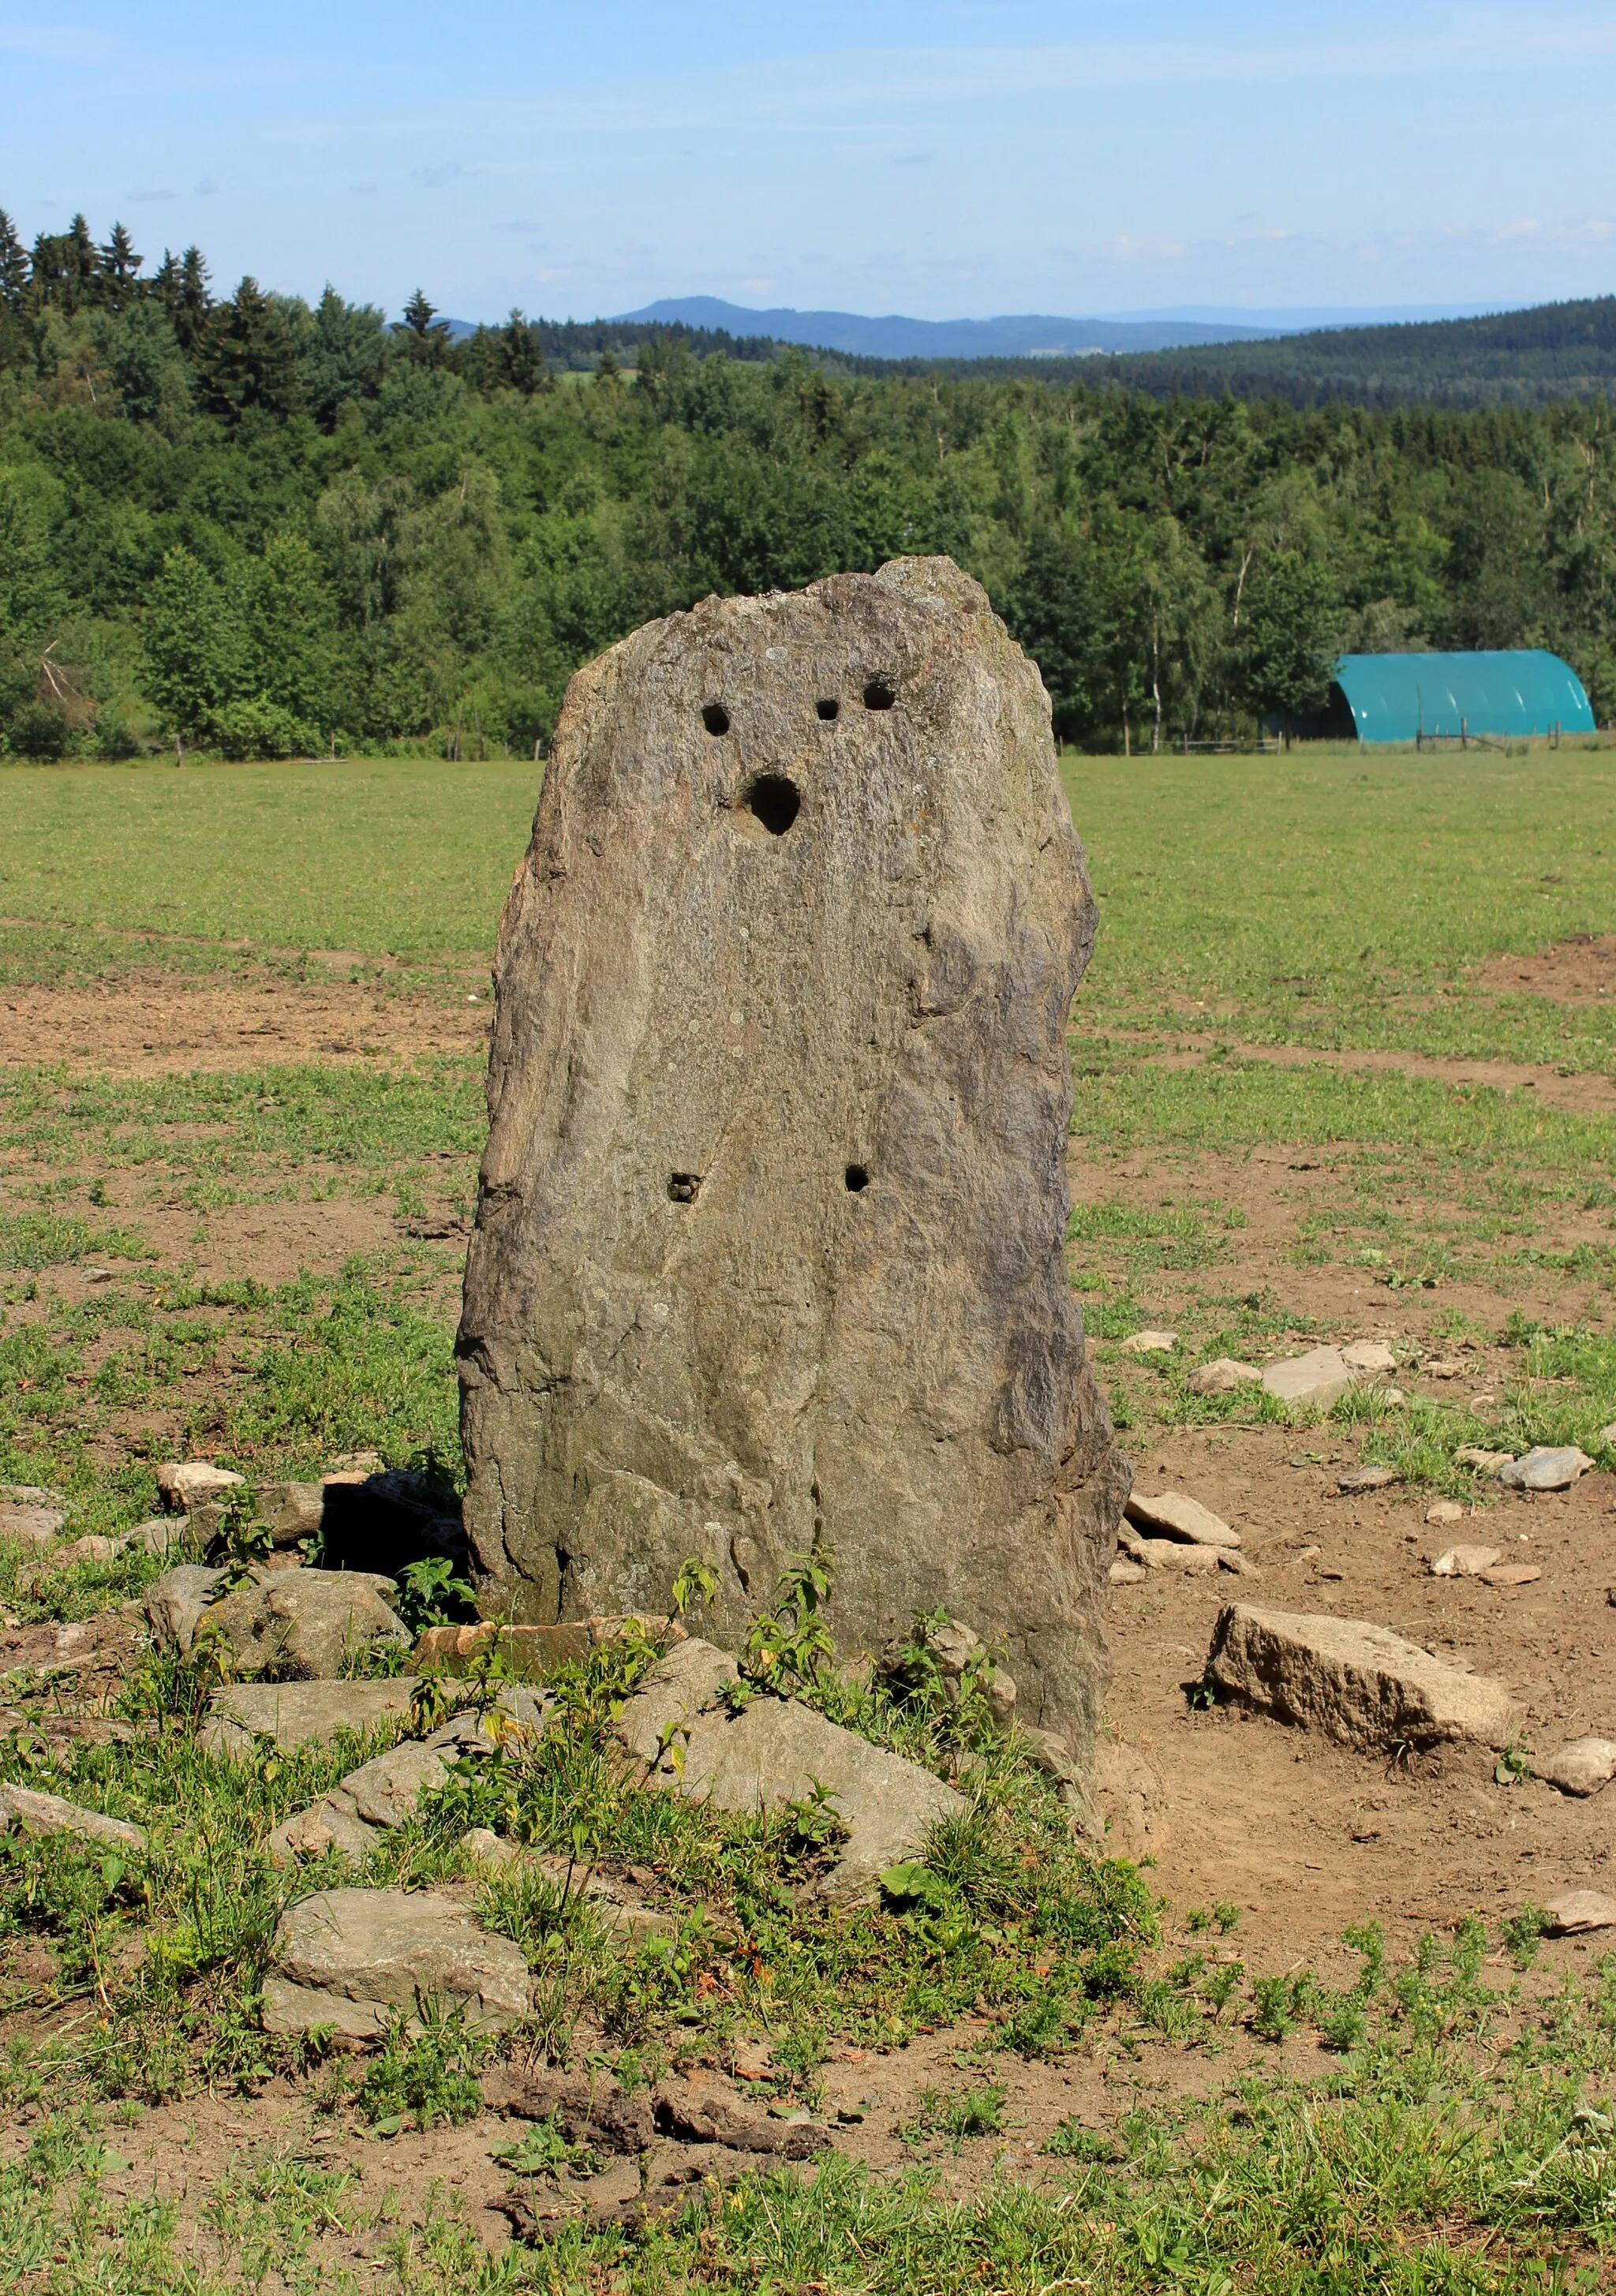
[261,1888,531,2036]
[0,1782,146,1851]
[144,1564,227,1651]
[1337,1466,1399,1494]
[1425,1500,1465,1526]
[1093,1737,1169,1861]
[204,1678,421,1759]
[1187,1358,1263,1396]
[1117,1330,1176,1356]
[156,1461,244,1513]
[1125,1491,1240,1548]
[1341,1341,1397,1374]
[1206,1604,1516,1749]
[1455,1447,1513,1474]
[457,555,1127,1768]
[911,1614,1017,1720]
[1479,1561,1541,1587]
[1543,1890,1616,1935]
[1429,1545,1501,1578]
[199,1567,409,1678]
[1261,1348,1357,1411]
[415,1614,681,1680]
[0,1504,65,1547]
[1540,1737,1616,1796]
[638,1689,966,1904]
[264,1693,550,1861]
[1498,1446,1593,1491]
[616,1637,741,1763]
[255,1480,326,1549]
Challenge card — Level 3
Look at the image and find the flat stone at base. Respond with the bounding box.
[650,1696,965,1906]
[1261,1348,1357,1411]
[1479,1562,1542,1587]
[1540,1737,1616,1797]
[202,1677,421,1756]
[267,1792,380,1867]
[1125,1491,1240,1548]
[156,1460,245,1513]
[1455,1448,1513,1475]
[1207,1603,1515,1750]
[1499,1446,1594,1491]
[0,1505,65,1547]
[262,1887,531,2035]
[1543,1890,1616,1935]
[1337,1466,1399,1494]
[1118,1330,1176,1356]
[1109,1559,1147,1586]
[1135,1539,1221,1573]
[615,1637,739,1763]
[1341,1341,1397,1374]
[0,1783,146,1852]
[1188,1357,1263,1396]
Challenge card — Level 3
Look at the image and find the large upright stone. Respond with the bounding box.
[458,556,1127,1760]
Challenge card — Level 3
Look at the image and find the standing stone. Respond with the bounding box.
[458,556,1128,1765]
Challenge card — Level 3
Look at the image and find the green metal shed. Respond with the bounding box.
[1327,650,1594,742]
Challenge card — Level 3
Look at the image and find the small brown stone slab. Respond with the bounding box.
[1337,1466,1399,1494]
[1478,1562,1542,1587]
[1125,1490,1240,1547]
[1544,1890,1616,1935]
[1540,1737,1616,1797]
[1428,1545,1501,1578]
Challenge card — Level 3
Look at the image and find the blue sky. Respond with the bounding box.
[3,2,1614,323]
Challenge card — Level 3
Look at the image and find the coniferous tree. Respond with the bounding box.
[398,287,451,365]
[97,222,143,308]
[195,277,301,421]
[496,309,545,395]
[0,210,26,316]
[157,245,213,354]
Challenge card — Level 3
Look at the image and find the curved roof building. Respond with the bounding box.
[1327,649,1594,743]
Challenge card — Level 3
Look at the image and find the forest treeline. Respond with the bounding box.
[2,211,1615,761]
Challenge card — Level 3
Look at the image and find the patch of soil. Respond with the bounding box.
[1476,934,1616,1003]
[0,977,491,1074]
[1090,1033,1616,1114]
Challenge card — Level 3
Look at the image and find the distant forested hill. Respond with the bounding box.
[2,210,1615,762]
[1085,298,1616,409]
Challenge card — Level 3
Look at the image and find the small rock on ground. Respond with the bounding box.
[200,1567,409,1678]
[262,1888,531,2036]
[1429,1545,1501,1578]
[1544,1890,1616,1935]
[1425,1500,1466,1526]
[913,1616,1016,1720]
[1499,1446,1594,1491]
[1261,1348,1357,1410]
[1187,1357,1263,1396]
[1455,1447,1514,1474]
[144,1564,227,1651]
[1479,1561,1542,1587]
[0,1782,146,1851]
[1539,1737,1616,1796]
[0,1505,66,1547]
[615,1637,740,1763]
[1337,1465,1399,1494]
[1341,1341,1398,1374]
[1207,1603,1515,1751]
[156,1461,245,1513]
[1117,1330,1176,1355]
[202,1677,421,1758]
[1109,1558,1147,1586]
[1125,1491,1240,1548]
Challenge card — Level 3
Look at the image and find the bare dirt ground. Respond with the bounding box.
[6,969,1616,2249]
[0,973,488,1073]
[1476,932,1616,1000]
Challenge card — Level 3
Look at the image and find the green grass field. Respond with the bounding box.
[2,750,1616,2293]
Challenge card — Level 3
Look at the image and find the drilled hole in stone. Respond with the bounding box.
[668,1172,701,1203]
[844,1164,870,1192]
[701,703,731,735]
[862,678,896,711]
[746,773,800,836]
[816,697,840,722]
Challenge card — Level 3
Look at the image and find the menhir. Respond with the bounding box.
[458,555,1128,1767]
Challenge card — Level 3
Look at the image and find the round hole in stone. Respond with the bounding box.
[862,677,896,711]
[844,1163,870,1192]
[668,1172,701,1203]
[701,702,731,736]
[815,697,840,722]
[746,773,800,836]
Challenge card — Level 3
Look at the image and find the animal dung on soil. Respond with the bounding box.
[458,555,1127,1763]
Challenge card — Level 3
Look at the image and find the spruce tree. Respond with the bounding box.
[0,210,26,315]
[195,277,301,421]
[98,222,143,307]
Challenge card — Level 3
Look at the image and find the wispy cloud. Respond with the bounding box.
[0,21,118,64]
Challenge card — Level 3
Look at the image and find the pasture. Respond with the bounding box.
[0,746,1614,2292]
